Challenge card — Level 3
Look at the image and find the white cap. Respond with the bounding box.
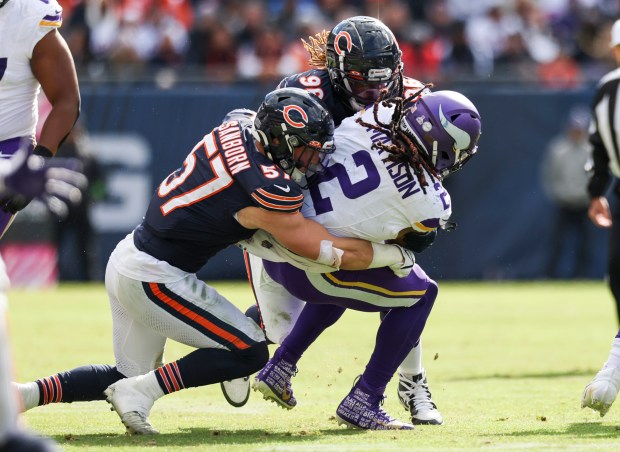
[611,19,620,47]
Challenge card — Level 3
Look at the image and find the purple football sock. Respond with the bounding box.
[275,303,347,366]
[361,281,438,394]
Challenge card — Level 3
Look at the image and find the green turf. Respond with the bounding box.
[7,281,620,451]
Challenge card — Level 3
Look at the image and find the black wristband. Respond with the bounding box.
[33,144,53,158]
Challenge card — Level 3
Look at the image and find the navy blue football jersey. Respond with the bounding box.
[278,69,352,127]
[134,120,303,273]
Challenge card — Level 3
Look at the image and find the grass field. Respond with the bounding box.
[7,281,620,451]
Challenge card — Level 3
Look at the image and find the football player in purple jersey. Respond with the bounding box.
[13,88,416,436]
[0,0,80,237]
[0,145,86,452]
[247,90,481,430]
[225,16,443,426]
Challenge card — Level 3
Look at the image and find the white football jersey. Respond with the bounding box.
[302,102,452,243]
[0,0,63,141]
[238,102,452,272]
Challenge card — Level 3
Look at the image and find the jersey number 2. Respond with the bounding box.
[309,150,380,215]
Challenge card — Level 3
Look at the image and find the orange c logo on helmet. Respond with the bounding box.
[334,31,352,56]
[283,105,308,128]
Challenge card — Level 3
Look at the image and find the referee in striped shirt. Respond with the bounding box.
[588,19,620,322]
[580,20,620,418]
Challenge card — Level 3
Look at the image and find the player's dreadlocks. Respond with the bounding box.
[302,30,330,69]
[356,84,438,192]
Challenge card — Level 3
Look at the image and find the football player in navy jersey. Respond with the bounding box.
[226,16,443,426]
[14,88,415,436]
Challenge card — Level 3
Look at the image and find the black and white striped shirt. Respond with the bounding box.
[588,67,620,198]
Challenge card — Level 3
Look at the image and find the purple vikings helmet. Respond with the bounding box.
[400,90,482,178]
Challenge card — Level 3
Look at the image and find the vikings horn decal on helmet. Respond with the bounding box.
[326,16,403,112]
[253,87,335,186]
[400,90,482,178]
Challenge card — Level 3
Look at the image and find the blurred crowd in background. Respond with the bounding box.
[56,0,620,87]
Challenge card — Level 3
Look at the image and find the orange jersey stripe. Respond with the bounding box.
[256,188,303,202]
[251,193,303,211]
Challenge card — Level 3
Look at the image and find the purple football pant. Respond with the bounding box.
[262,261,432,312]
[0,137,33,238]
[262,261,438,393]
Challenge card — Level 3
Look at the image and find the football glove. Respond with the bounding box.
[0,147,86,218]
[402,230,437,253]
[0,144,54,214]
[389,244,415,278]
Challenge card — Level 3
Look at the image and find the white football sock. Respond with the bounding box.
[399,341,423,376]
[14,382,39,412]
[139,372,165,400]
[603,338,620,369]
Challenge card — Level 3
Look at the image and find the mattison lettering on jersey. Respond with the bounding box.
[367,128,421,199]
[218,121,251,175]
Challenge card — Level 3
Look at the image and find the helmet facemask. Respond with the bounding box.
[329,62,402,111]
[260,127,334,186]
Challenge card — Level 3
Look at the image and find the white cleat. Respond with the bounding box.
[104,377,159,435]
[220,376,251,407]
[397,370,444,425]
[582,366,620,417]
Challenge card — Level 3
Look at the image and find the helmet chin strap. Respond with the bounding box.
[341,77,365,112]
[431,141,438,166]
[348,98,365,112]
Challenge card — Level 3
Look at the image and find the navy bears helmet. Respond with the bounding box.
[253,87,335,186]
[326,16,402,112]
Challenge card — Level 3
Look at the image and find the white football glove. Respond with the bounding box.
[389,244,416,278]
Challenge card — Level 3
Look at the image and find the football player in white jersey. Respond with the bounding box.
[242,90,481,429]
[0,0,80,236]
[0,145,86,451]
